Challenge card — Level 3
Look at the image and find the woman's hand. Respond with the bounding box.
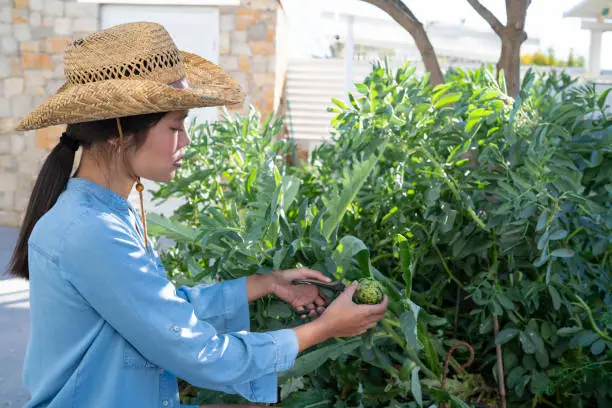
[318,281,388,338]
[293,281,388,351]
[271,268,331,318]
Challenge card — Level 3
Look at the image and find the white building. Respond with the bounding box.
[564,0,612,80]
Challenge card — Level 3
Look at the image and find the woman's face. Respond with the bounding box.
[131,110,190,182]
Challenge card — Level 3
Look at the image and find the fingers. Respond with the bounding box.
[341,281,359,298]
[364,296,389,315]
[296,305,308,320]
[301,268,332,283]
[314,296,326,307]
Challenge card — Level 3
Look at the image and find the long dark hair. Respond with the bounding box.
[8,112,167,280]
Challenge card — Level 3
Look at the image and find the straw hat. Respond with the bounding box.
[16,21,245,131]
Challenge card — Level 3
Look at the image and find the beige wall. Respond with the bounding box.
[219,0,278,115]
[0,0,98,227]
[0,0,279,227]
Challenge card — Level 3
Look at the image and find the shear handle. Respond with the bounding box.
[291,279,346,292]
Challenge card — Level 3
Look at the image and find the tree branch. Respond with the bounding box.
[361,0,419,33]
[360,0,445,85]
[466,0,505,37]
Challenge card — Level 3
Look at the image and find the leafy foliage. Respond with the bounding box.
[150,66,612,408]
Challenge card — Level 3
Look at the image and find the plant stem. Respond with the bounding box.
[419,145,486,230]
[492,232,498,267]
[539,397,559,408]
[372,253,395,264]
[431,243,466,290]
[492,315,507,408]
[565,226,583,243]
[380,319,437,380]
[574,295,612,342]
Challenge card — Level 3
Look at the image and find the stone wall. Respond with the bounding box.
[0,0,280,227]
[0,0,98,227]
[219,0,277,116]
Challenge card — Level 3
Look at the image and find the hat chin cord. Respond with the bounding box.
[116,117,150,255]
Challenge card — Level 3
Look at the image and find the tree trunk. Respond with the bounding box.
[497,27,523,97]
[502,0,530,97]
[467,0,530,97]
[361,0,444,86]
[409,21,445,86]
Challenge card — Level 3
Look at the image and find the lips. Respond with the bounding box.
[173,155,184,168]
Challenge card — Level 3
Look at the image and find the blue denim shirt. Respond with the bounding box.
[23,177,299,408]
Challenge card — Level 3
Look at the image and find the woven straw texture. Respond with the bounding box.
[17,22,245,131]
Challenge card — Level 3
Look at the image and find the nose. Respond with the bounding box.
[179,129,190,148]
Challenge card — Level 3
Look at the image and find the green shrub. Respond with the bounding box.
[150,65,612,408]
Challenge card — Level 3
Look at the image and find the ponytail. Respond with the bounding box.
[8,133,78,279]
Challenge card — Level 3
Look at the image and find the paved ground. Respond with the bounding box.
[0,227,31,407]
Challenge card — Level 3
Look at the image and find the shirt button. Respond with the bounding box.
[161,400,169,407]
[171,325,180,333]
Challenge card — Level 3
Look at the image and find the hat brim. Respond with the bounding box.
[16,51,245,131]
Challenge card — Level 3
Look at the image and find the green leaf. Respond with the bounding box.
[507,366,527,388]
[282,176,301,212]
[519,204,537,219]
[597,87,612,109]
[497,293,515,310]
[332,235,371,279]
[528,329,549,368]
[273,247,289,271]
[280,339,362,380]
[537,232,550,251]
[591,339,606,355]
[470,108,493,118]
[480,89,501,101]
[321,153,381,240]
[279,376,305,400]
[427,184,441,204]
[496,328,520,345]
[246,168,257,198]
[548,230,568,241]
[449,395,471,408]
[411,366,423,407]
[519,331,536,354]
[147,213,199,242]
[401,299,422,350]
[355,83,368,94]
[281,388,336,407]
[531,371,553,395]
[576,330,600,347]
[434,92,462,108]
[266,301,293,318]
[541,321,554,340]
[397,235,413,295]
[557,327,582,337]
[550,248,575,258]
[536,210,548,232]
[331,98,349,110]
[548,286,562,311]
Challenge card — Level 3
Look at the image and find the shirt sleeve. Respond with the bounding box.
[176,278,250,334]
[60,212,298,403]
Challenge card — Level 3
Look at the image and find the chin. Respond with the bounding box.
[148,171,174,183]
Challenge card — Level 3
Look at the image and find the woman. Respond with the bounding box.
[8,22,388,408]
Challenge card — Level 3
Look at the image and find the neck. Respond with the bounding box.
[74,150,135,199]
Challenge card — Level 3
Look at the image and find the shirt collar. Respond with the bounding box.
[66,177,131,212]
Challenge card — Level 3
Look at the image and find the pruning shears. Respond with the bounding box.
[291,279,346,316]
